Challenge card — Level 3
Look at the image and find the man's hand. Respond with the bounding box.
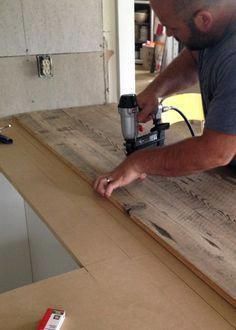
[93,127,236,198]
[93,153,147,198]
[137,84,159,123]
[136,49,199,123]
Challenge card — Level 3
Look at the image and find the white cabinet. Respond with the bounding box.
[0,174,32,293]
[0,174,80,294]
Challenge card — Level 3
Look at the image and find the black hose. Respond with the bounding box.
[167,107,195,137]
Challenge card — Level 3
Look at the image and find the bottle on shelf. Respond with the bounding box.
[140,25,149,42]
[150,24,166,73]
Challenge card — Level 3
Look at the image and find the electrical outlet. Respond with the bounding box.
[36,55,53,78]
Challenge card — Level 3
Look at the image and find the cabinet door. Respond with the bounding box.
[0,174,32,293]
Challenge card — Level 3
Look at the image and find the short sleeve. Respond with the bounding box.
[205,52,236,135]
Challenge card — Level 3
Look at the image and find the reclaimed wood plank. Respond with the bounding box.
[16,105,236,306]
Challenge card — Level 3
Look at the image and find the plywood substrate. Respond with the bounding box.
[15,104,236,306]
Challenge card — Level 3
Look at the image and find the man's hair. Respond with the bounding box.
[173,0,222,20]
[174,0,218,9]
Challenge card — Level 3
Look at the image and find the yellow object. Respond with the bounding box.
[161,93,205,125]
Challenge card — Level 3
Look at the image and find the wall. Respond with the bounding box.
[103,0,135,102]
[102,0,118,103]
[0,0,106,117]
[116,0,136,95]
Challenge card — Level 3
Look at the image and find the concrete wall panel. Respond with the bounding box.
[0,53,105,117]
[22,0,103,54]
[0,0,26,56]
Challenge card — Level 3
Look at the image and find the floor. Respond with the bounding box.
[135,64,156,93]
[135,64,200,94]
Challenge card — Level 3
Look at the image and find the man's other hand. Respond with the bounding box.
[93,153,147,198]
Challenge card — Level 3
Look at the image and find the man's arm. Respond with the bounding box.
[137,48,199,122]
[136,129,235,176]
[93,129,236,197]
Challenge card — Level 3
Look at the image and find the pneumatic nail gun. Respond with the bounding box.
[118,94,170,155]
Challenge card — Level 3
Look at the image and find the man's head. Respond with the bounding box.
[150,0,235,50]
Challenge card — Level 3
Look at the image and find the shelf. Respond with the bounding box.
[135,0,150,4]
[135,22,149,26]
[135,59,143,64]
[134,2,154,43]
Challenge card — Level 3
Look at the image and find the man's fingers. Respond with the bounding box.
[93,176,102,191]
[138,109,155,123]
[93,173,123,197]
[140,173,147,180]
[104,179,121,198]
[94,166,146,198]
[95,179,106,196]
[93,175,112,196]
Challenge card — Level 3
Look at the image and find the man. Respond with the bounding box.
[94,0,236,197]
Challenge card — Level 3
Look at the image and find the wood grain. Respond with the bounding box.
[15,104,236,306]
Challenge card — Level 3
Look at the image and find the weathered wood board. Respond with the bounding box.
[15,104,236,306]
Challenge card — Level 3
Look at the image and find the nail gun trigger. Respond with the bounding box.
[138,124,144,132]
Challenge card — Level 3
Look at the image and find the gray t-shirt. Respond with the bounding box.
[198,23,236,166]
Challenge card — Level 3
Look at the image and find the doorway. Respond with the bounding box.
[116,0,155,95]
[116,0,182,97]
